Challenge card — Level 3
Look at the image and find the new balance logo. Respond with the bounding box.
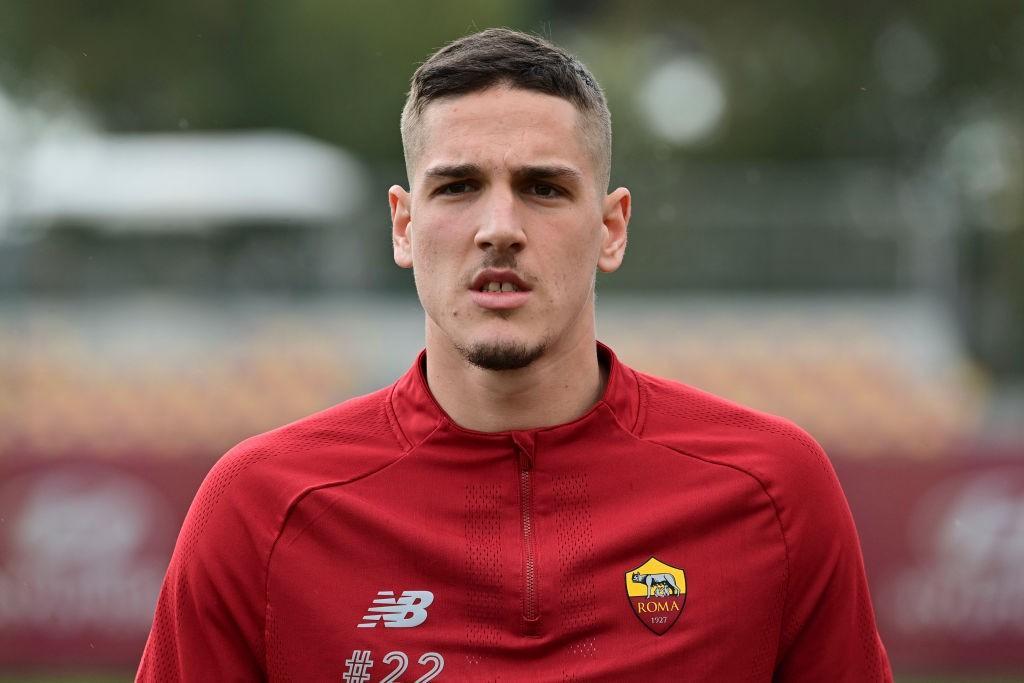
[358,590,434,628]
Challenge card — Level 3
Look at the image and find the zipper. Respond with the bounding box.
[515,438,541,636]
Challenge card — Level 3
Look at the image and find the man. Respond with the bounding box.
[138,28,892,681]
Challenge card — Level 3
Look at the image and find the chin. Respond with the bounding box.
[457,337,547,371]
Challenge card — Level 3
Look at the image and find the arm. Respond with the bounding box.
[137,447,272,682]
[772,439,892,682]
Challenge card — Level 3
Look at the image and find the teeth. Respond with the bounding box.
[480,281,519,292]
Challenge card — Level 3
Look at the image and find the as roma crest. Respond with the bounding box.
[625,557,686,635]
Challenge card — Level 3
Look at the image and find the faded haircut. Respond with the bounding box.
[400,28,612,191]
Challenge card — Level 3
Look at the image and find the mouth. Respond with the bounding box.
[470,269,531,293]
[469,269,532,310]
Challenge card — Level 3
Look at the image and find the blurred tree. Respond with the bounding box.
[3,1,1020,163]
[575,0,1024,160]
[0,0,538,161]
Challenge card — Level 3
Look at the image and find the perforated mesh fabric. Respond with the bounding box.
[553,473,598,660]
[265,605,294,683]
[464,483,504,666]
[857,592,887,680]
[141,581,180,681]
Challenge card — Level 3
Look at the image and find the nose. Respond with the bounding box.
[474,186,526,254]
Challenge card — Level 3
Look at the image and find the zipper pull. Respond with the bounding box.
[511,431,535,469]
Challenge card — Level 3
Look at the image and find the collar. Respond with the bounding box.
[386,341,642,450]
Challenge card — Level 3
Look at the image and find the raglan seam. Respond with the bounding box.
[634,372,834,481]
[631,371,846,657]
[261,420,444,667]
[637,434,792,667]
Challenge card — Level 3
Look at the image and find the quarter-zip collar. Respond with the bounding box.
[387,341,642,451]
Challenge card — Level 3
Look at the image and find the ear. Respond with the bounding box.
[597,186,630,273]
[389,185,413,269]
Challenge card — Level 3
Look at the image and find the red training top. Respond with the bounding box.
[138,342,892,682]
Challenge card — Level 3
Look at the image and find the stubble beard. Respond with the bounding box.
[458,338,547,371]
[452,251,549,371]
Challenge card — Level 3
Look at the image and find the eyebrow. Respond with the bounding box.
[424,163,483,179]
[515,165,584,183]
[423,163,584,183]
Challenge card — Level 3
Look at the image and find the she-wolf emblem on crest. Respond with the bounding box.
[624,557,687,635]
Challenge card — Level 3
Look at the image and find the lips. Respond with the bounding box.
[469,269,532,310]
[470,269,531,293]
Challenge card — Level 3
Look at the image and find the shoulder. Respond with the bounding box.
[634,370,858,592]
[208,385,405,504]
[145,385,410,675]
[634,370,840,510]
[185,386,406,549]
[231,384,401,464]
[631,371,889,676]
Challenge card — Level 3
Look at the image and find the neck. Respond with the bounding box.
[424,327,606,433]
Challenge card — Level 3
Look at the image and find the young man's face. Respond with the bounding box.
[390,86,629,370]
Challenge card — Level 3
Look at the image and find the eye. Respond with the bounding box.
[528,183,562,198]
[438,181,474,195]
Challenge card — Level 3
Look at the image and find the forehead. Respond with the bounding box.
[415,86,592,180]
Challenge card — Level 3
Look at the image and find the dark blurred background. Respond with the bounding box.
[0,2,1022,681]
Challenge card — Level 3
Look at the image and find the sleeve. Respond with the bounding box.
[136,446,274,682]
[771,437,893,682]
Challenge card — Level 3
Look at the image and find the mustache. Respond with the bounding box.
[482,252,518,270]
[465,253,532,289]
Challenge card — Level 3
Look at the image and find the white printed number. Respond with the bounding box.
[416,652,444,682]
[344,649,444,683]
[379,651,407,683]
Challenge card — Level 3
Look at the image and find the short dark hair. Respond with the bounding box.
[401,28,612,190]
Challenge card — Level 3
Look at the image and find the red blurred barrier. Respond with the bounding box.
[0,455,208,668]
[835,452,1024,674]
